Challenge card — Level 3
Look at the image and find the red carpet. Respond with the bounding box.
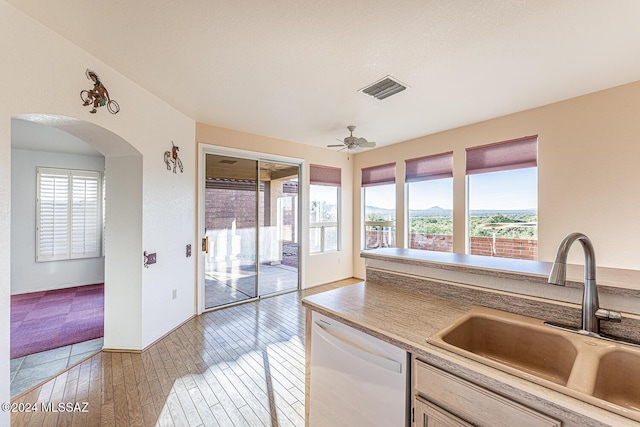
[10,284,104,359]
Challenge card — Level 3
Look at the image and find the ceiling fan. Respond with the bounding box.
[327,126,376,153]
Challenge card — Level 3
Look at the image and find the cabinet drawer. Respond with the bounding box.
[415,360,560,427]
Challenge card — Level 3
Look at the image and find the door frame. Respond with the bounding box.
[197,143,304,314]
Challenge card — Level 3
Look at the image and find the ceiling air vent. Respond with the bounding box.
[360,76,407,100]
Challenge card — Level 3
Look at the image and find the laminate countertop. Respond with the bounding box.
[302,280,640,426]
[302,280,471,353]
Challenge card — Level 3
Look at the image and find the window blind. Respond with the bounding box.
[310,164,341,186]
[37,169,70,260]
[466,136,538,175]
[72,171,101,257]
[361,163,396,187]
[405,151,453,183]
[37,167,102,262]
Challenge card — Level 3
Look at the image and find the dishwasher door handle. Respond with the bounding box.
[313,321,402,373]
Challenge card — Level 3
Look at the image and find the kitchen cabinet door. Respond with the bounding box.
[414,397,472,427]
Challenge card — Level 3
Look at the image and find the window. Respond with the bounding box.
[466,136,538,260]
[36,167,103,262]
[405,152,453,252]
[309,165,340,253]
[362,163,396,249]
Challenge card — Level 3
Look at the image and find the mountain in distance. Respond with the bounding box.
[409,206,452,217]
[367,205,536,217]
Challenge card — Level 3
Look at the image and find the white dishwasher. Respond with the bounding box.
[309,311,409,427]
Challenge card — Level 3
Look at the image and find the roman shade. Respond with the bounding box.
[466,136,538,175]
[361,163,396,187]
[405,151,453,183]
[310,164,341,186]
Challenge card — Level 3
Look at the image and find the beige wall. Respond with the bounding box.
[353,80,640,277]
[196,123,357,288]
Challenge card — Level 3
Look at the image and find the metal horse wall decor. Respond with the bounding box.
[164,141,184,173]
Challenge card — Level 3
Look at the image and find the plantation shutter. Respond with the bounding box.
[310,164,341,186]
[36,168,102,262]
[37,168,70,261]
[405,152,453,182]
[72,171,101,258]
[361,163,396,187]
[466,136,538,175]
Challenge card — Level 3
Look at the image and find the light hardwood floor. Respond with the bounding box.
[10,278,361,427]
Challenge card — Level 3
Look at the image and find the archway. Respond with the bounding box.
[10,114,143,395]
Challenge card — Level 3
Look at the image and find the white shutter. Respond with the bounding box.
[37,168,70,261]
[36,167,102,262]
[71,171,101,258]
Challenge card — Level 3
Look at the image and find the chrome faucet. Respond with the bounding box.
[548,232,621,334]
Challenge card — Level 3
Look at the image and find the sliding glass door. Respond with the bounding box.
[203,153,300,310]
[258,161,299,296]
[203,155,259,308]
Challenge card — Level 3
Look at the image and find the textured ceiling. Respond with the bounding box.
[7,0,640,150]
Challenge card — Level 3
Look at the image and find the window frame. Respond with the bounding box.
[404,152,454,252]
[361,163,397,250]
[309,165,341,254]
[465,136,538,260]
[36,167,103,262]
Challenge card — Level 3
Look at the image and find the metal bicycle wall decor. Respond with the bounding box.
[81,69,120,114]
[164,141,184,173]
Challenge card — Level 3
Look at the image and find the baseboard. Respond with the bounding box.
[141,314,197,352]
[11,282,104,296]
[102,348,142,354]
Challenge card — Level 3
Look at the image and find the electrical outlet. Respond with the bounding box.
[172,289,177,300]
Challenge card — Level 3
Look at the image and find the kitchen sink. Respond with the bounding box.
[438,312,577,385]
[428,307,640,422]
[592,348,640,411]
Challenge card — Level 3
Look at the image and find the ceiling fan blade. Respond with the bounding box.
[358,140,376,148]
[327,144,345,147]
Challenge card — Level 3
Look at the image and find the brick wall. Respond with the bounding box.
[205,188,296,242]
[368,231,538,261]
[408,233,453,252]
[205,188,264,230]
[469,235,538,260]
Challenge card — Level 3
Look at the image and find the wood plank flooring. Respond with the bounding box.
[10,278,360,427]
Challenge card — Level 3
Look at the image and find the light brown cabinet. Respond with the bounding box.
[414,359,561,427]
[414,396,473,427]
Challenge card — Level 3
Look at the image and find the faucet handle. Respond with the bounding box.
[595,308,622,323]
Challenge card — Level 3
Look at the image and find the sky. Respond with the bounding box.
[310,185,338,203]
[364,167,538,211]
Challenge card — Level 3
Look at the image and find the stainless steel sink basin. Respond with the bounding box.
[428,307,640,423]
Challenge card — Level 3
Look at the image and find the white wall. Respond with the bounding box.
[352,80,640,278]
[0,1,197,412]
[11,148,105,294]
[104,155,143,350]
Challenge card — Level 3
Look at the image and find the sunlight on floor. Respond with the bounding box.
[157,335,306,426]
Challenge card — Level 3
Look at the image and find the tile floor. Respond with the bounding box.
[10,337,103,398]
[205,263,299,309]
